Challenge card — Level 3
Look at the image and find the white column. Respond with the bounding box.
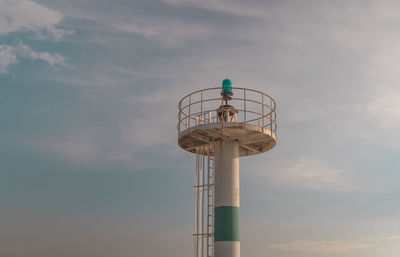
[214,140,240,257]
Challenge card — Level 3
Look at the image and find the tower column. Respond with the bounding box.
[214,140,240,257]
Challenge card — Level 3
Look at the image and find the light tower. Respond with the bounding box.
[177,79,277,257]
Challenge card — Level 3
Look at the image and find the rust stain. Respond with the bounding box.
[235,188,239,201]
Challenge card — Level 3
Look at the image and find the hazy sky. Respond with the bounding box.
[1,0,400,256]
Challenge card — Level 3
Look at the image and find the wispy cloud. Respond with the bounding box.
[0,44,18,73]
[0,41,66,73]
[161,0,266,17]
[49,131,99,165]
[0,0,73,40]
[0,247,34,257]
[362,93,400,129]
[0,0,71,73]
[112,21,158,38]
[112,19,215,46]
[253,156,355,192]
[266,239,369,253]
[15,41,66,66]
[359,38,400,129]
[265,235,400,254]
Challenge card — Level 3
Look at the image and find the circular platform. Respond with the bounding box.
[178,122,276,157]
[177,87,277,157]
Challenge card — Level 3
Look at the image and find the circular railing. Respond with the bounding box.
[177,87,277,137]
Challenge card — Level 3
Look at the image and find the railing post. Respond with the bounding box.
[178,103,182,133]
[201,91,203,124]
[244,89,246,123]
[270,98,273,135]
[262,94,264,132]
[189,95,192,128]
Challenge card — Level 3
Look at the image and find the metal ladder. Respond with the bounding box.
[206,152,215,257]
[194,145,215,257]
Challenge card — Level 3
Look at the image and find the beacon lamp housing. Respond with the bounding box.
[221,79,233,98]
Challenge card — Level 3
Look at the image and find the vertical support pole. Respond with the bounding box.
[214,140,240,257]
[202,149,206,257]
[195,151,199,257]
[207,150,211,256]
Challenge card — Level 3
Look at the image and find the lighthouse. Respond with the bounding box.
[177,79,277,257]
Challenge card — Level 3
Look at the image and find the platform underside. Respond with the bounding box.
[178,122,276,157]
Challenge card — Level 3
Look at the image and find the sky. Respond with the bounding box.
[1,0,400,256]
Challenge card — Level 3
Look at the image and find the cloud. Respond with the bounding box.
[346,34,400,148]
[0,44,18,73]
[161,0,265,17]
[16,42,66,66]
[50,132,99,165]
[0,247,33,257]
[266,240,370,253]
[362,93,400,129]
[119,87,182,149]
[265,235,400,254]
[0,1,70,73]
[0,41,66,73]
[358,39,400,129]
[259,156,354,192]
[112,20,214,47]
[0,0,72,40]
[112,22,158,38]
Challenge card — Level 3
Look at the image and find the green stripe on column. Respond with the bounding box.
[214,206,240,242]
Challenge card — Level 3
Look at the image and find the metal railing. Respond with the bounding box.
[177,87,277,137]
